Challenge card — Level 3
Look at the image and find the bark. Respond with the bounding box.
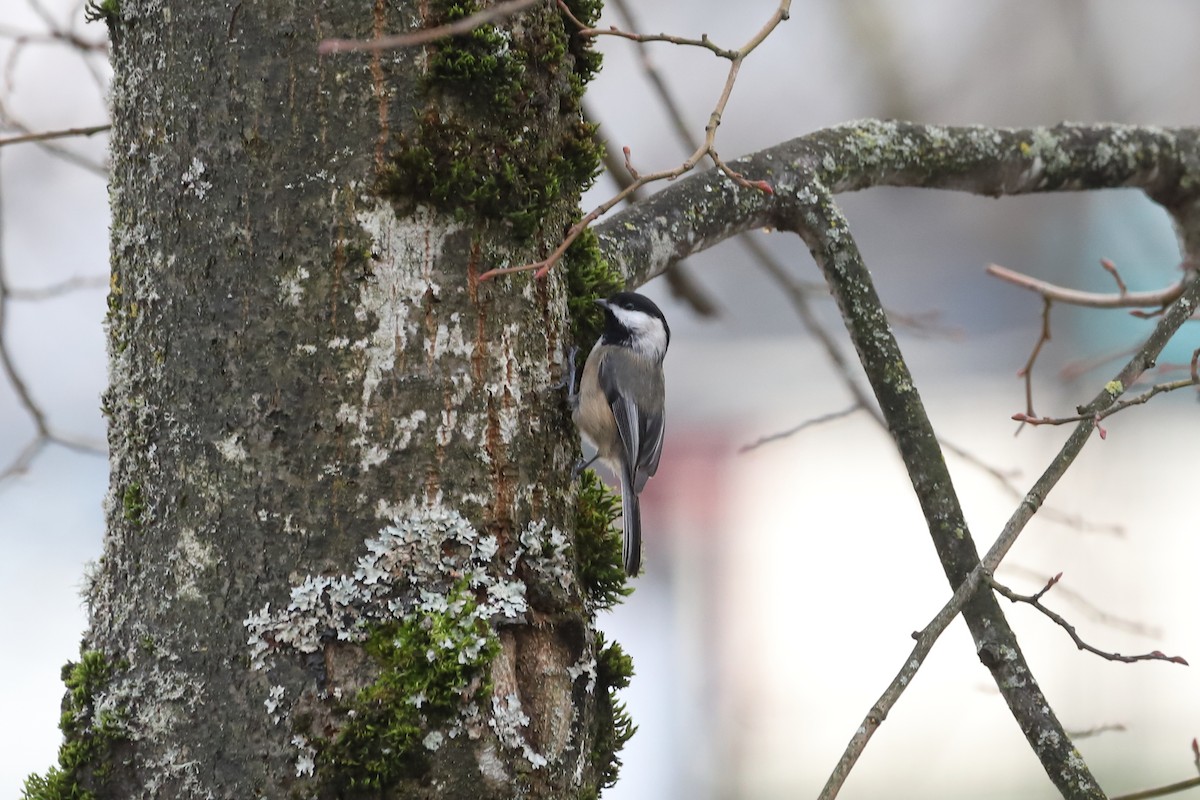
[45,0,620,798]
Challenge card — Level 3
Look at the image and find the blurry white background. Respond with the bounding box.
[3,2,1199,798]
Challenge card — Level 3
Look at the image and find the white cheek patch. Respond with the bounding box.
[610,306,668,360]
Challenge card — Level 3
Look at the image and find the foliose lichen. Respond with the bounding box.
[244,505,547,788]
[318,581,501,794]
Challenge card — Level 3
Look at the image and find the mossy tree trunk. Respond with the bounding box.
[35,0,629,798]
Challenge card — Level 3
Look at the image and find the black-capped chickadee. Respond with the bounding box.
[571,291,669,576]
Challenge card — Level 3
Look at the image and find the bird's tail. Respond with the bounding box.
[620,469,642,577]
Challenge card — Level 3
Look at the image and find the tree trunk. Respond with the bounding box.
[35,0,628,797]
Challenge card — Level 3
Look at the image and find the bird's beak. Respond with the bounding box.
[594,298,609,309]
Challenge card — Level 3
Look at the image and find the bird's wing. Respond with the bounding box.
[599,354,664,492]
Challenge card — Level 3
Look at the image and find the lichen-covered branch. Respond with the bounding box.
[820,246,1200,800]
[784,179,1105,799]
[595,119,1200,799]
[594,120,1200,284]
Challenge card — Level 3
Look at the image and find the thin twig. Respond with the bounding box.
[990,574,1189,666]
[739,405,862,453]
[0,123,109,147]
[318,0,540,54]
[1016,296,1052,427]
[1001,564,1158,636]
[558,0,738,60]
[988,262,1186,309]
[480,0,790,280]
[0,105,108,174]
[1067,723,1127,740]
[7,274,107,300]
[1100,257,1129,295]
[1013,377,1198,428]
[589,105,719,316]
[0,154,106,482]
[1111,776,1200,800]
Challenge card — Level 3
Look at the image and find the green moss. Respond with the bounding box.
[82,0,119,24]
[121,483,144,524]
[380,0,604,240]
[573,470,630,610]
[22,650,130,800]
[427,6,524,107]
[560,0,603,83]
[591,634,636,791]
[319,582,501,794]
[563,228,623,346]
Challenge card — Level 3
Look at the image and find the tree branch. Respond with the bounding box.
[988,262,1187,309]
[595,118,1200,800]
[780,179,1105,799]
[480,0,789,280]
[0,123,109,148]
[594,121,1200,285]
[990,574,1189,666]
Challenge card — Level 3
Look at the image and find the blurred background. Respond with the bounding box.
[2,1,1198,798]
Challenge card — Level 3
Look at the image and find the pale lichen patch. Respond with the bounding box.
[215,433,247,463]
[278,265,310,307]
[353,204,459,407]
[170,527,214,602]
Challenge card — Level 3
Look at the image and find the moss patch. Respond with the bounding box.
[379,0,604,240]
[563,227,624,347]
[590,633,636,792]
[83,0,119,24]
[318,581,501,794]
[121,483,144,525]
[573,470,630,611]
[22,650,130,800]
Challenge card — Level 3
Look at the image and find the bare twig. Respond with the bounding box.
[1002,564,1158,636]
[1067,723,1127,740]
[1012,377,1198,428]
[589,107,719,316]
[0,158,106,482]
[739,405,862,453]
[988,262,1187,309]
[558,0,738,60]
[990,574,1189,666]
[0,123,109,147]
[1015,296,1053,428]
[6,274,108,300]
[0,104,108,174]
[318,0,540,54]
[480,0,790,280]
[1100,257,1129,295]
[1111,776,1200,800]
[606,0,700,149]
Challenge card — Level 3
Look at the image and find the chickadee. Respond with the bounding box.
[572,291,669,576]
